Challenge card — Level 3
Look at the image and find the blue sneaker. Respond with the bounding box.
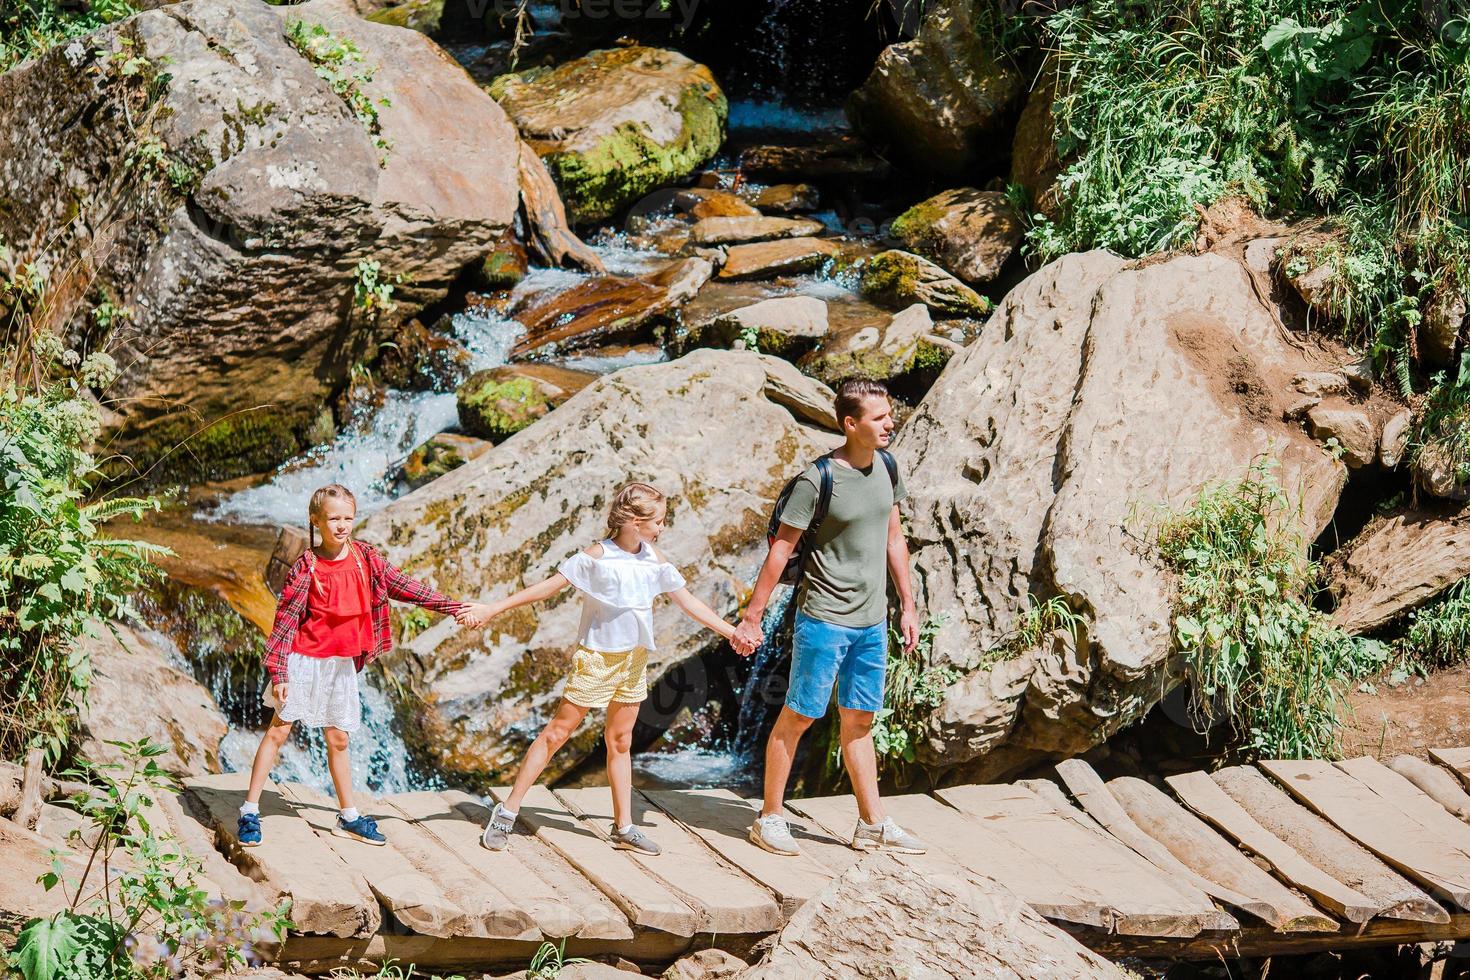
[238,812,262,848]
[334,813,386,846]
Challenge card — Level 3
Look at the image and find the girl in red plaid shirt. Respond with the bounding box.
[237,483,475,848]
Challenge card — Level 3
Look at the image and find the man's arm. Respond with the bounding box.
[733,523,803,656]
[887,504,919,653]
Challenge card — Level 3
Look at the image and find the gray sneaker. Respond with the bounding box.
[852,816,927,854]
[611,824,661,856]
[480,802,515,851]
[748,813,801,856]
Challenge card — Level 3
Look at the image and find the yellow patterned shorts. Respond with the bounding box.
[563,646,650,708]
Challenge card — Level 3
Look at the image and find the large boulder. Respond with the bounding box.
[490,46,727,224]
[742,853,1128,980]
[0,0,521,481]
[356,350,841,786]
[846,1,1025,177]
[897,248,1352,778]
[79,621,228,776]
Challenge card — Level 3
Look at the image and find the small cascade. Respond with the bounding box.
[733,588,799,759]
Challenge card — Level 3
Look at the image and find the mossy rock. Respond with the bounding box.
[107,404,335,484]
[455,368,557,442]
[476,241,528,290]
[361,0,445,32]
[860,249,991,318]
[488,47,728,225]
[397,433,492,490]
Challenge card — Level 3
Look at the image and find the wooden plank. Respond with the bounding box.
[489,785,698,936]
[440,791,632,940]
[1105,776,1335,932]
[752,796,866,877]
[371,793,539,940]
[553,786,781,934]
[789,792,1114,929]
[1056,759,1275,927]
[1430,748,1470,791]
[1167,770,1379,923]
[1343,756,1470,837]
[151,788,266,905]
[1264,759,1470,910]
[277,930,695,973]
[1212,765,1446,924]
[1078,910,1470,962]
[183,773,380,937]
[278,782,469,938]
[937,783,1221,938]
[1390,756,1470,823]
[644,789,835,914]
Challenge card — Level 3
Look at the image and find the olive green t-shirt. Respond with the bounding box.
[779,454,907,628]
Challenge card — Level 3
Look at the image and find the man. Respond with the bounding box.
[733,378,927,856]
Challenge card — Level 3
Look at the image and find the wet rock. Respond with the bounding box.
[373,317,473,391]
[1306,403,1378,468]
[859,250,990,317]
[746,183,820,214]
[474,231,530,290]
[689,215,826,246]
[509,276,675,358]
[79,621,228,776]
[1423,286,1466,368]
[1327,503,1470,634]
[490,47,727,224]
[693,296,829,357]
[356,350,841,786]
[455,366,564,441]
[0,0,522,482]
[396,432,493,491]
[647,256,715,305]
[1010,58,1062,219]
[718,238,841,281]
[889,188,1022,285]
[674,188,760,219]
[737,137,892,182]
[846,0,1025,177]
[1380,407,1412,469]
[743,853,1126,980]
[898,249,1351,775]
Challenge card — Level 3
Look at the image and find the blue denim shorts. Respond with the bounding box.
[785,612,888,719]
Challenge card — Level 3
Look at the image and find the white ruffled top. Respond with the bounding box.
[557,538,687,653]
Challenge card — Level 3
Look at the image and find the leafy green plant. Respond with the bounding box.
[0,0,136,72]
[1397,577,1470,669]
[284,20,393,163]
[352,259,398,318]
[328,958,465,980]
[0,330,169,764]
[525,939,590,980]
[7,739,290,980]
[1154,458,1385,758]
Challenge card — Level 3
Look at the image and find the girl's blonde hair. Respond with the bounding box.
[307,483,357,548]
[606,482,665,537]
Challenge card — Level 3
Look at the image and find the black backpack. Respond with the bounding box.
[768,449,899,586]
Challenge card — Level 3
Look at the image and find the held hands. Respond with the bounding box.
[455,601,499,629]
[730,617,763,657]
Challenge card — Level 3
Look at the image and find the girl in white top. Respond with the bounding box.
[459,482,739,855]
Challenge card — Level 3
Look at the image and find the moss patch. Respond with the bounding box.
[543,83,727,224]
[107,403,332,484]
[455,370,551,441]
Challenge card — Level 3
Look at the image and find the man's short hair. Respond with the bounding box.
[834,378,891,427]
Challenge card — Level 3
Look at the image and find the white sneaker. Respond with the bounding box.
[852,816,927,854]
[480,802,515,851]
[749,813,801,856]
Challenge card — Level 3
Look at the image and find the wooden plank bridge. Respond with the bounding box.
[155,747,1470,970]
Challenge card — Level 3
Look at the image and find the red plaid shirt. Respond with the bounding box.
[263,541,464,684]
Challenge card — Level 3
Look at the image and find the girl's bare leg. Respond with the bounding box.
[604,701,640,828]
[324,727,354,811]
[503,700,590,812]
[246,713,293,805]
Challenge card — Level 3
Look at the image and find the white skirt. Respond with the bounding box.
[263,653,362,732]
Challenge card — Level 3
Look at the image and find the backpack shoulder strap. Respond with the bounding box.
[878,448,898,488]
[811,455,835,530]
